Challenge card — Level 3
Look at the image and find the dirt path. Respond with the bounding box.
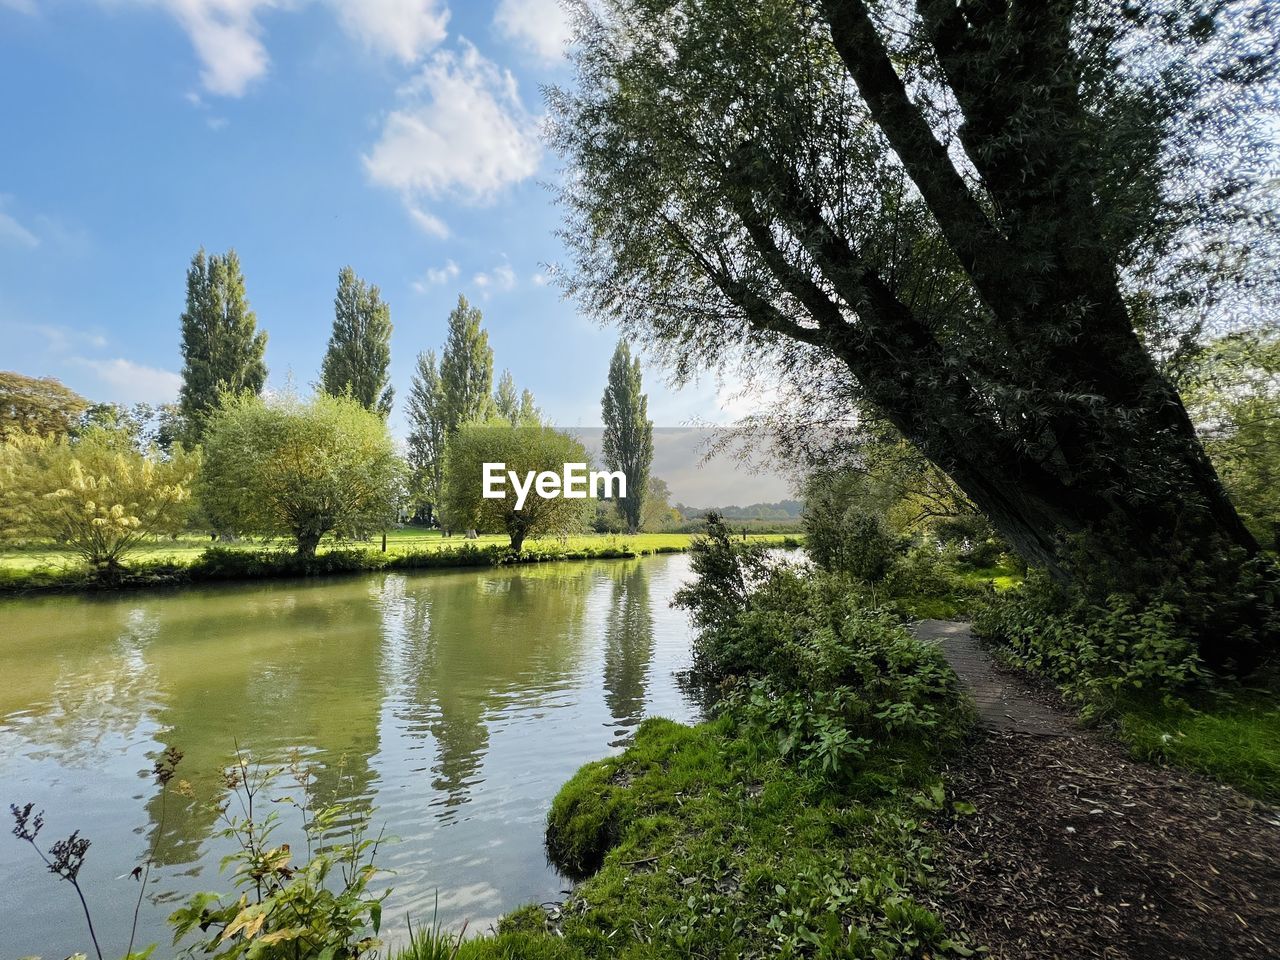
[911,620,1280,960]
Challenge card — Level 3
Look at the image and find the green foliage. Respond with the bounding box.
[0,427,200,572]
[199,392,403,557]
[406,350,448,523]
[320,266,395,416]
[1181,329,1280,548]
[74,402,182,455]
[675,514,965,783]
[672,512,771,635]
[0,371,89,441]
[1116,684,1280,803]
[683,568,963,776]
[169,755,388,959]
[397,906,469,960]
[638,475,679,532]
[492,370,520,425]
[177,248,268,445]
[600,341,652,534]
[441,422,593,550]
[523,715,973,960]
[804,481,901,584]
[548,0,1280,665]
[973,571,1208,705]
[0,532,799,595]
[439,296,496,435]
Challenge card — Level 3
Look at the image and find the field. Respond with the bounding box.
[0,528,798,574]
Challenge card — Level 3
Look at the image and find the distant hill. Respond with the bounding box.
[677,500,804,521]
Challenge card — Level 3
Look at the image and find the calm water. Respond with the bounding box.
[0,553,700,957]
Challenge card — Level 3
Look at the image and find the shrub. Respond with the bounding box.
[672,513,771,636]
[0,427,199,574]
[973,571,1207,705]
[676,528,964,780]
[170,754,390,959]
[805,504,902,582]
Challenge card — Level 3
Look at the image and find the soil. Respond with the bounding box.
[911,621,1280,960]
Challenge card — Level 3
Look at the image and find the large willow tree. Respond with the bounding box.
[549,0,1279,666]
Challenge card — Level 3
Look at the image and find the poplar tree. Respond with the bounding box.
[439,295,495,432]
[320,266,394,416]
[601,341,653,533]
[494,369,520,423]
[406,349,447,523]
[177,248,268,444]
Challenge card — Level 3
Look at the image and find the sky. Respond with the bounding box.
[0,0,776,482]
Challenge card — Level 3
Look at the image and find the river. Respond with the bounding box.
[0,552,701,957]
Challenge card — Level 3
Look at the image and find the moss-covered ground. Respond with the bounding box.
[430,715,976,960]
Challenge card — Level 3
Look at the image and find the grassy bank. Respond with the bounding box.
[1114,685,1280,803]
[0,530,802,595]
[433,714,974,960]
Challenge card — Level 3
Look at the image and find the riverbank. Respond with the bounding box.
[430,534,1280,960]
[452,712,977,960]
[419,531,982,959]
[0,530,802,596]
[437,625,1280,960]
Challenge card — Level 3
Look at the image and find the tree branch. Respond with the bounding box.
[819,0,1026,322]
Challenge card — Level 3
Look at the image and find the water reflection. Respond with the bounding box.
[0,553,698,958]
[602,562,655,742]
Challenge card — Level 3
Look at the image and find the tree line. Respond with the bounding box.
[0,250,660,569]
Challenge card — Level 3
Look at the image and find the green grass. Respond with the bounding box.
[0,530,803,594]
[1116,683,1280,803]
[954,560,1022,592]
[434,716,974,960]
[0,529,726,569]
[891,559,1023,621]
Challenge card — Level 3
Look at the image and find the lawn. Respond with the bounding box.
[0,528,798,573]
[1117,683,1280,803]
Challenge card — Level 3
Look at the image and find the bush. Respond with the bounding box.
[805,505,902,582]
[973,571,1207,705]
[675,523,965,780]
[672,513,772,636]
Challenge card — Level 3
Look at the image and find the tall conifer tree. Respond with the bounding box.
[439,295,495,432]
[406,349,447,523]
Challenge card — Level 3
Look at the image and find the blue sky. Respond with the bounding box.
[0,0,751,441]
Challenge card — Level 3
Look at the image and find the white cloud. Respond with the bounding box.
[331,0,448,63]
[153,0,280,98]
[127,0,449,100]
[473,262,516,292]
[1,0,37,14]
[73,357,183,405]
[1,321,108,353]
[363,42,542,233]
[494,0,571,64]
[412,258,459,292]
[531,272,547,286]
[0,207,38,248]
[407,204,449,238]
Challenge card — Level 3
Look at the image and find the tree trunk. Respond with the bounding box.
[510,530,526,552]
[296,529,323,559]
